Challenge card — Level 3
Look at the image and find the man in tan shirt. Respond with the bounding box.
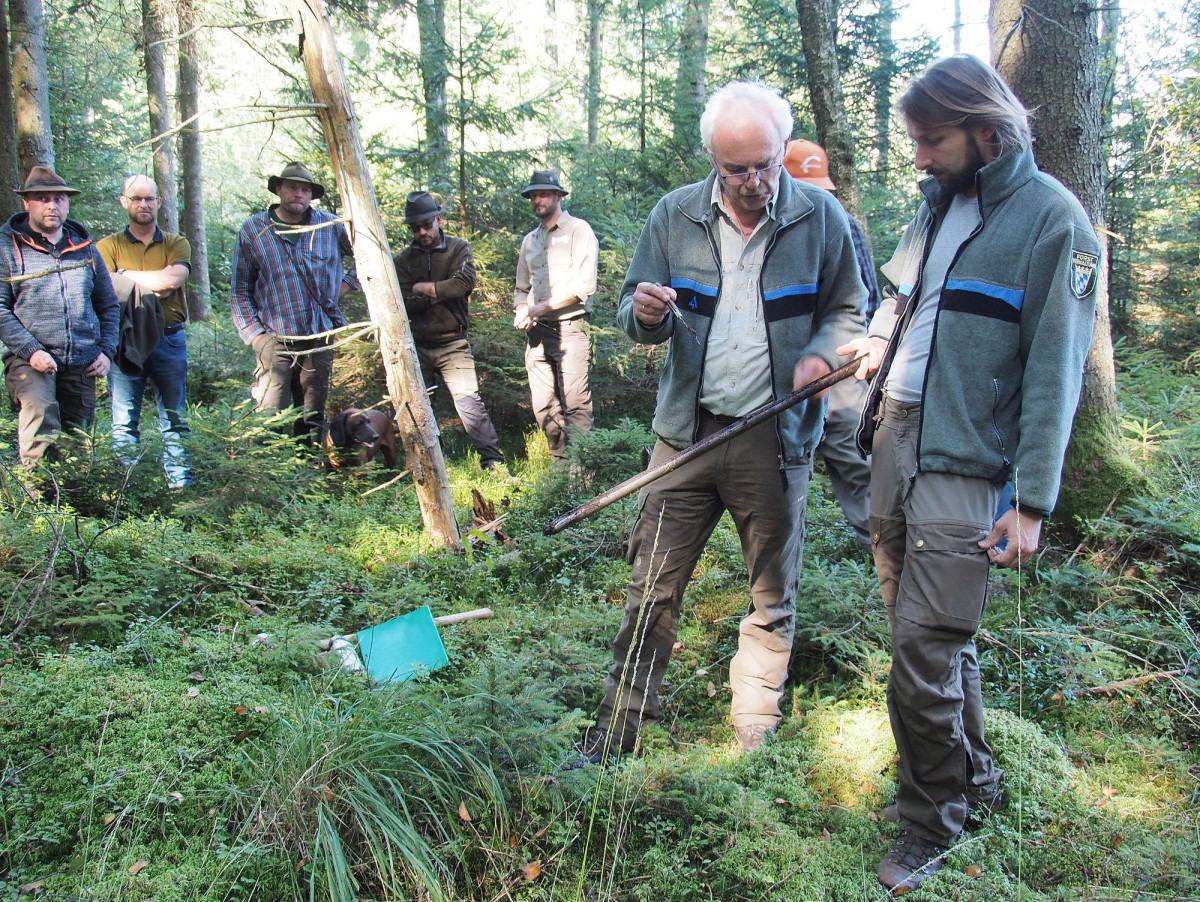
[512,169,598,462]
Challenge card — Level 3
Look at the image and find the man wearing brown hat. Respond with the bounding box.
[512,169,598,462]
[0,166,119,469]
[393,190,504,469]
[783,139,879,552]
[230,162,359,439]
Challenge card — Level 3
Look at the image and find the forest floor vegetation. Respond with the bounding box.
[0,313,1197,901]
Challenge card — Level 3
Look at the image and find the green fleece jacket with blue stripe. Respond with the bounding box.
[618,172,867,466]
[861,147,1099,516]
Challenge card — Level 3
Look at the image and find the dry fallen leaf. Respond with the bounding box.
[232,727,253,743]
[774,797,788,805]
[254,706,269,714]
[235,705,249,716]
[102,812,117,825]
[186,687,200,699]
[965,863,984,878]
[521,861,543,881]
[128,860,149,875]
[18,880,45,893]
[458,801,471,822]
[187,671,205,683]
[168,792,184,803]
[821,827,831,844]
[706,681,717,698]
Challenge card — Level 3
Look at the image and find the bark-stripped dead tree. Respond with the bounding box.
[294,0,462,549]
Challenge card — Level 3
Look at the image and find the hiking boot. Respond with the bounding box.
[574,727,634,766]
[733,722,777,752]
[879,774,1007,829]
[965,776,1007,829]
[876,830,950,894]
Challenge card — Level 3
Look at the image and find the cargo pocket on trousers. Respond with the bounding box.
[900,521,991,635]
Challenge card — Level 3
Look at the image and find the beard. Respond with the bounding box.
[942,138,989,196]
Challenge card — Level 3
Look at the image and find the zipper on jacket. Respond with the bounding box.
[912,193,988,474]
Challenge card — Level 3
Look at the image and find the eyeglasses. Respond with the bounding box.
[707,146,785,186]
[123,195,160,205]
[410,219,439,232]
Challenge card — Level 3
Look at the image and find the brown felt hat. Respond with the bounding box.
[268,161,326,200]
[15,165,81,196]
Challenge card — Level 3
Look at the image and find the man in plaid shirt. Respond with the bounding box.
[231,162,359,439]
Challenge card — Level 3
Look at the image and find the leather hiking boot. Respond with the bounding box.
[733,722,777,752]
[876,830,950,894]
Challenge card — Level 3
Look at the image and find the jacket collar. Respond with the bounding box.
[919,146,1038,215]
[7,212,92,253]
[677,170,816,230]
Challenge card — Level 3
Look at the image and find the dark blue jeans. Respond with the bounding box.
[108,328,193,487]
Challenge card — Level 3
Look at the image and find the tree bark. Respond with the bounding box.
[9,0,53,175]
[142,0,179,233]
[671,0,709,150]
[176,0,210,320]
[795,0,866,229]
[991,0,1141,520]
[294,0,462,550]
[0,3,20,216]
[416,0,450,193]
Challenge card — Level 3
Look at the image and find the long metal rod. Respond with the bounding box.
[543,357,864,535]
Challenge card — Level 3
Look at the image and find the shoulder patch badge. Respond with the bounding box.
[1071,250,1099,299]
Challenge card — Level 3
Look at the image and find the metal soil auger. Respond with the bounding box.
[542,356,865,536]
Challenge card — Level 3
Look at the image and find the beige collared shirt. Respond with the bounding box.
[513,210,599,321]
[699,181,778,416]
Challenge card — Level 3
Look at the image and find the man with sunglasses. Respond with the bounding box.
[581,81,866,762]
[393,190,504,470]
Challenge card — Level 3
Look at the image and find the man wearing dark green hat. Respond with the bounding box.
[512,169,598,462]
[230,161,359,439]
[393,190,504,470]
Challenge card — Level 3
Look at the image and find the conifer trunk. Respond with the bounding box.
[991,0,1142,520]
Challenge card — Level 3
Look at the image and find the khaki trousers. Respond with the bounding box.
[870,394,1003,845]
[595,413,811,750]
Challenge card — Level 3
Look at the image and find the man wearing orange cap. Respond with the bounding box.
[783,140,879,552]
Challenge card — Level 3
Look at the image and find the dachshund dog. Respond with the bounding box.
[324,408,399,468]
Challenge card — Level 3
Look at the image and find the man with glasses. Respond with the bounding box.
[97,174,194,487]
[512,169,598,463]
[393,190,504,470]
[581,82,866,762]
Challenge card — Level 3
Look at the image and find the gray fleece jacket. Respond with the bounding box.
[618,172,866,465]
[0,214,119,368]
[859,147,1099,516]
